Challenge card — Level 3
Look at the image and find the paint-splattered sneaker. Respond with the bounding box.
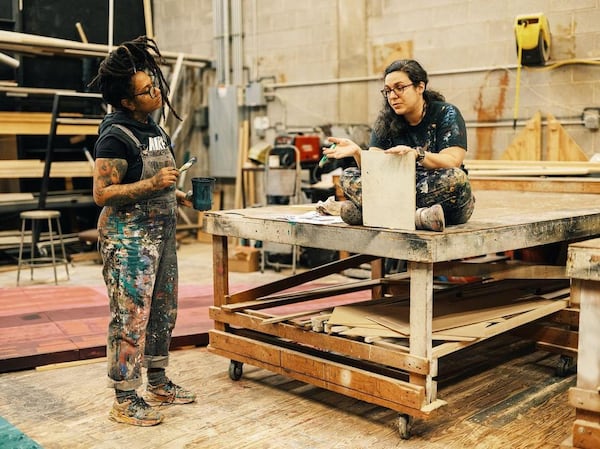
[415,204,445,232]
[109,395,163,426]
[340,200,363,225]
[146,380,196,404]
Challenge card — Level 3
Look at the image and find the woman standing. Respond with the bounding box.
[323,59,475,231]
[90,36,195,427]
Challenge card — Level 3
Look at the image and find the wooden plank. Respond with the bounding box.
[550,308,580,327]
[571,279,600,391]
[208,306,430,375]
[567,239,600,281]
[0,30,211,65]
[208,329,438,418]
[546,113,589,161]
[212,235,228,332]
[0,193,34,202]
[0,160,93,178]
[470,177,600,193]
[223,278,382,312]
[569,387,600,413]
[0,112,99,135]
[260,308,332,325]
[203,191,600,265]
[512,322,578,350]
[501,111,541,160]
[225,253,379,304]
[572,419,600,449]
[465,160,600,169]
[469,168,590,177]
[362,150,415,230]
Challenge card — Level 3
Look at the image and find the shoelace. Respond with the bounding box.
[153,381,178,406]
[130,395,151,410]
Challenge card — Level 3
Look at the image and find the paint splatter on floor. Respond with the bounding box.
[0,416,43,449]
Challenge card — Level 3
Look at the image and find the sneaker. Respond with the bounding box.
[340,200,363,225]
[146,380,196,404]
[109,395,163,427]
[415,204,445,232]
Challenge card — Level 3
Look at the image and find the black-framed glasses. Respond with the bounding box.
[133,84,158,99]
[380,83,414,99]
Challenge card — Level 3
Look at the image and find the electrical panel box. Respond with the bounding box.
[245,82,266,107]
[208,85,240,178]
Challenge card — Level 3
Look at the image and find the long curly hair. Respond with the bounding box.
[372,59,444,143]
[88,35,181,121]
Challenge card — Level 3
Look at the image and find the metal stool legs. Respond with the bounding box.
[17,210,70,285]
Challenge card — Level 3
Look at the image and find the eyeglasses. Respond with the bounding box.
[380,83,414,99]
[133,84,158,99]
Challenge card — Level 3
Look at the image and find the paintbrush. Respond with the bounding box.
[178,156,197,173]
[318,143,336,168]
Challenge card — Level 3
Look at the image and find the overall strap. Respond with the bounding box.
[112,124,143,149]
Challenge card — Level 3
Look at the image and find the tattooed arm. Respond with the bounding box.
[93,157,179,207]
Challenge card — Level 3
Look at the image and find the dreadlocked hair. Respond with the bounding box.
[372,59,444,144]
[88,35,181,121]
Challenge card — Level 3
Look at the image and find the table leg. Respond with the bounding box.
[568,278,600,449]
[408,261,436,403]
[212,234,229,331]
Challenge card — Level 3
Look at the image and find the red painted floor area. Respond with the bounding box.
[0,283,367,372]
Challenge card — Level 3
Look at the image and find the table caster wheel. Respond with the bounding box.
[556,355,575,377]
[397,413,412,439]
[229,360,243,380]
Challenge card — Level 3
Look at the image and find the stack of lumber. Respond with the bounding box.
[465,160,600,194]
[0,160,93,179]
[465,160,600,177]
[0,112,100,135]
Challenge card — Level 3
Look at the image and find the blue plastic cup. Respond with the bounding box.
[191,177,215,211]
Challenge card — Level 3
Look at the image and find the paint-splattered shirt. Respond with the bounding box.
[370,101,467,153]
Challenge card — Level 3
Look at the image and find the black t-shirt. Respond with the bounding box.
[94,111,172,184]
[369,101,467,154]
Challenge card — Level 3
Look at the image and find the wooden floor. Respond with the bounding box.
[0,256,577,448]
[0,341,575,448]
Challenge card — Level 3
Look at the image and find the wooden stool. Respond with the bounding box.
[17,210,70,285]
[70,228,102,264]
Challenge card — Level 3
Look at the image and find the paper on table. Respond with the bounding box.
[274,211,344,224]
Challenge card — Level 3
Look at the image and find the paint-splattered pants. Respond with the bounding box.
[340,166,475,225]
[99,200,178,391]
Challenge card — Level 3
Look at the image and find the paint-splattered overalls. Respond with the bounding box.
[98,128,178,391]
[340,165,475,225]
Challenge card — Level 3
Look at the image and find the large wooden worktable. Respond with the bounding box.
[203,190,600,436]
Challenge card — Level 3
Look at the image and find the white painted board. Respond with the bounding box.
[361,150,416,230]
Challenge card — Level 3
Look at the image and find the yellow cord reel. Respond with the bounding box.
[512,13,551,128]
[514,13,551,66]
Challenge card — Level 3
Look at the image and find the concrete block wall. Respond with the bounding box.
[155,0,600,160]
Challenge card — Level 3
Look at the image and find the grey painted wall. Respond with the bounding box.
[154,0,600,163]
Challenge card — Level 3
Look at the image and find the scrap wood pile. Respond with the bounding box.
[260,264,571,347]
[323,278,569,343]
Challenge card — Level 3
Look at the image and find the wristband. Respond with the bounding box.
[415,146,426,163]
